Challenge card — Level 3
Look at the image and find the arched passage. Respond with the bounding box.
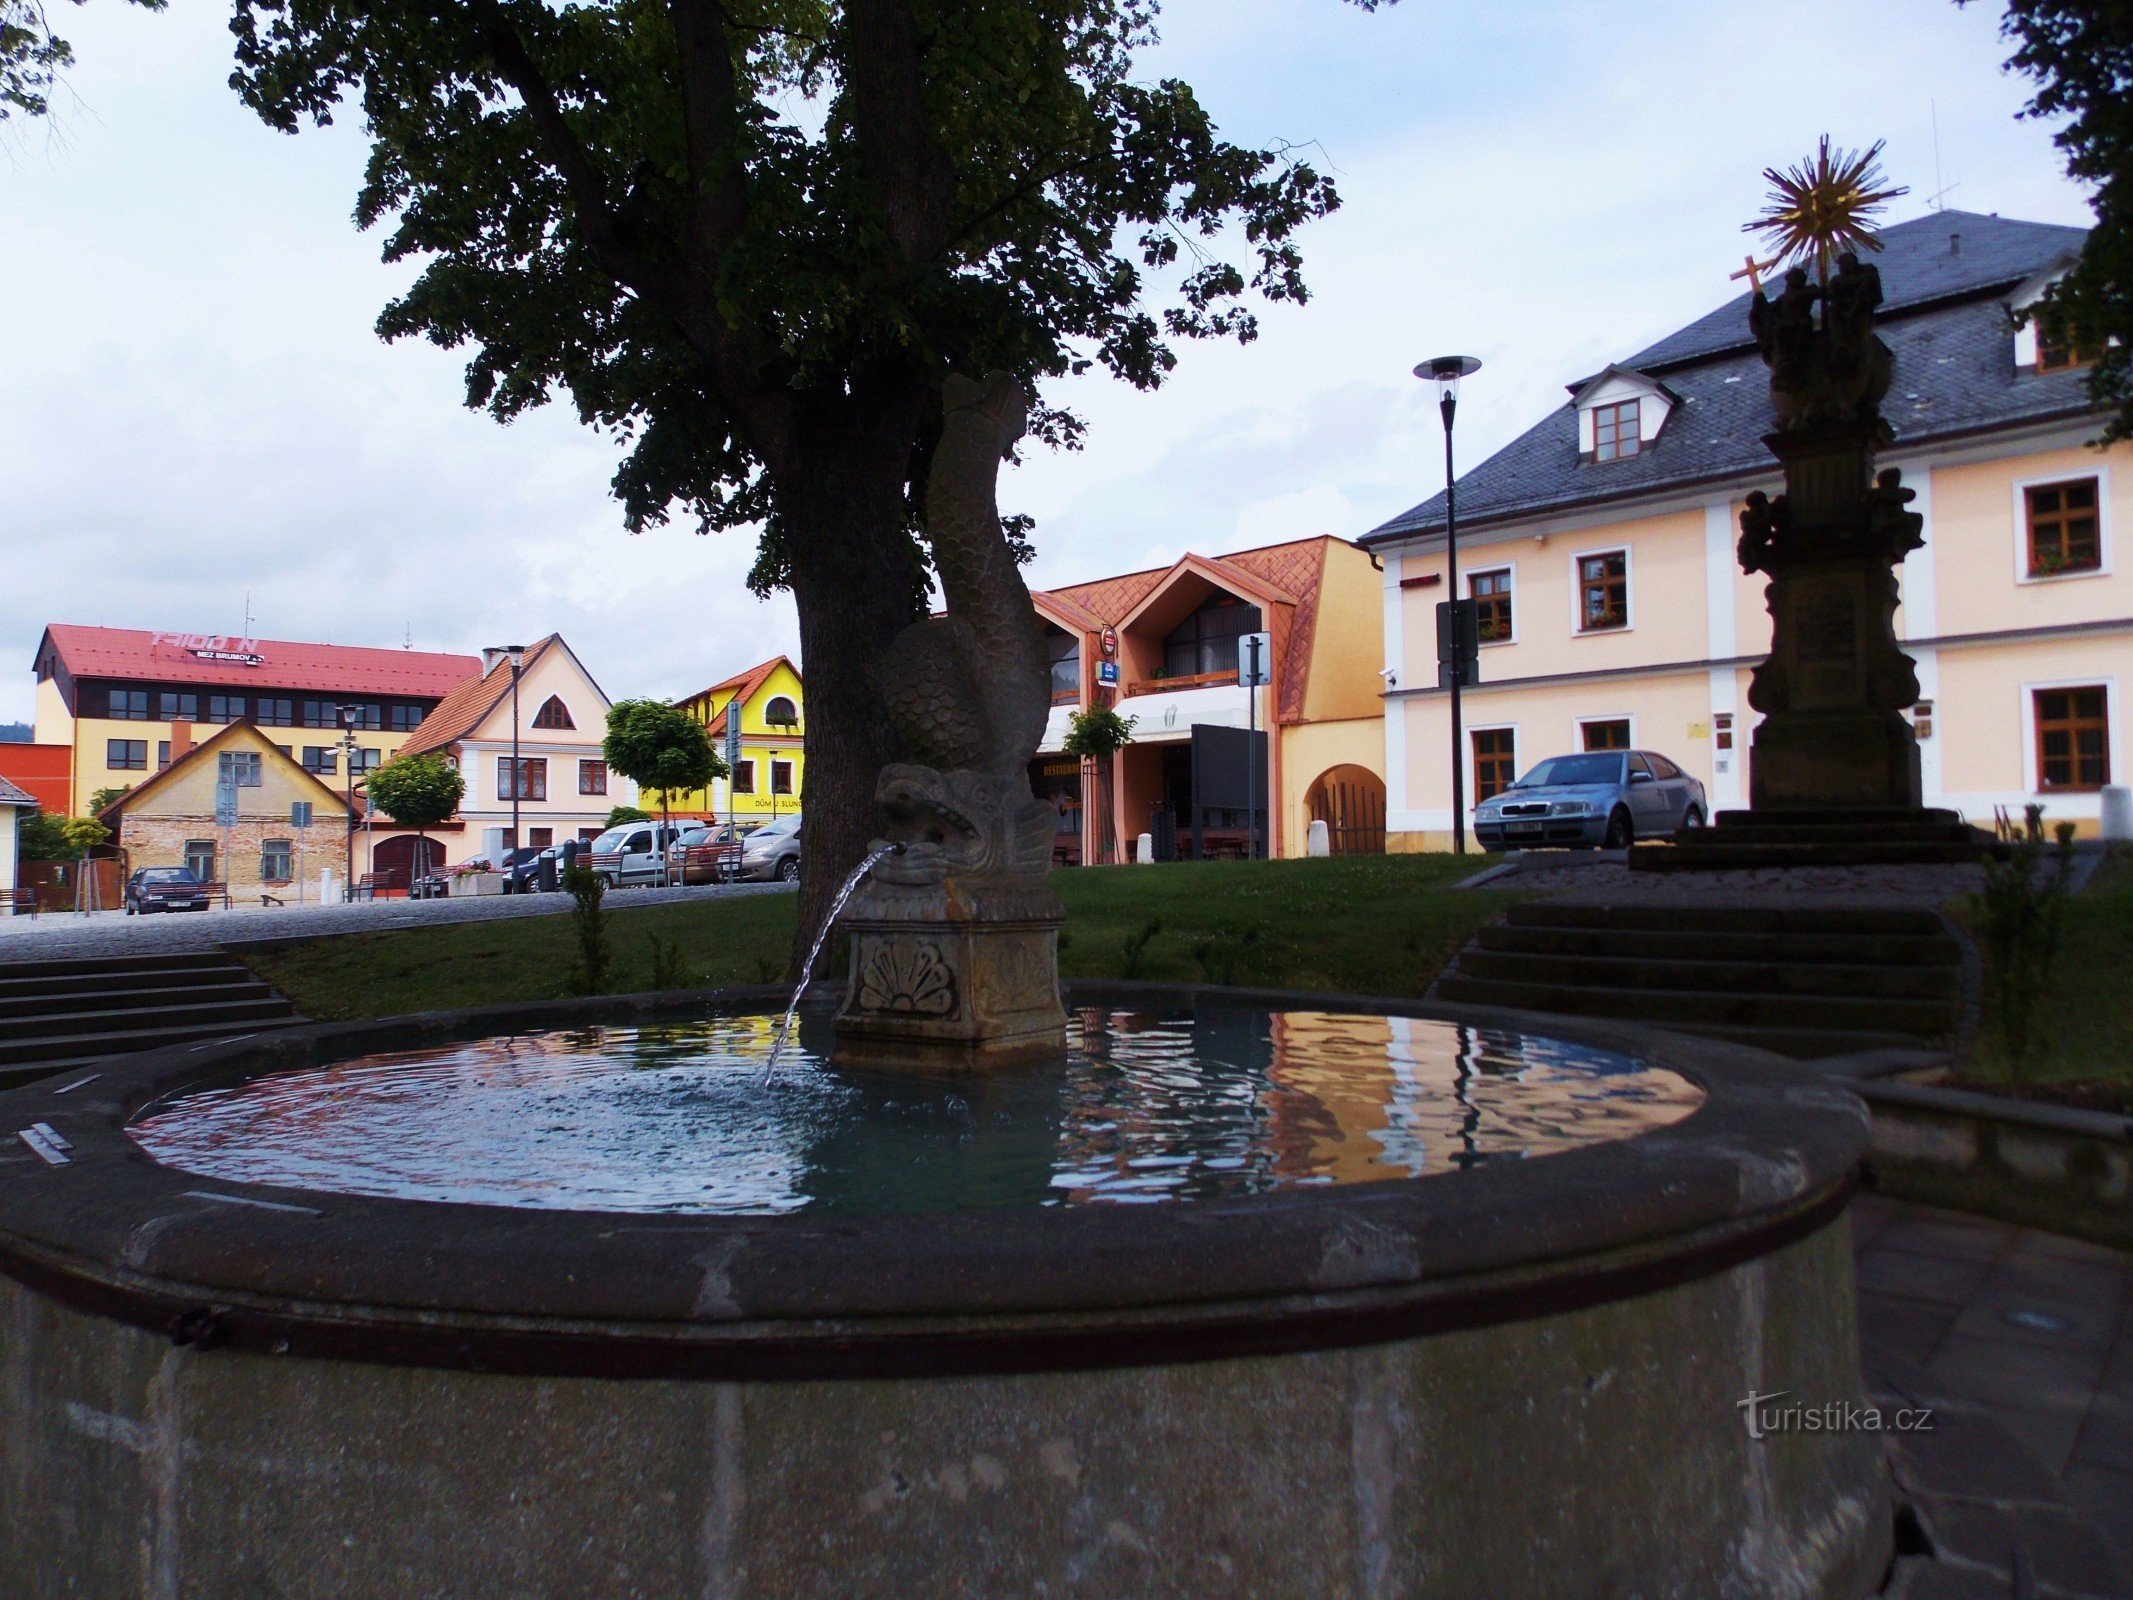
[1305,765,1386,856]
[370,834,445,892]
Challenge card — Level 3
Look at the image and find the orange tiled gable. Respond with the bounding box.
[1034,536,1342,723]
[676,655,794,736]
[396,635,566,758]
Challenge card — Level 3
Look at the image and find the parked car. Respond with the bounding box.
[123,866,211,914]
[1472,750,1706,851]
[584,822,689,888]
[666,824,742,886]
[736,813,803,882]
[498,846,562,893]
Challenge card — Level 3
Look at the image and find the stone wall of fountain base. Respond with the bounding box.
[0,987,1888,1598]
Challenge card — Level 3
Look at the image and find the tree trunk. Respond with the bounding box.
[777,444,926,977]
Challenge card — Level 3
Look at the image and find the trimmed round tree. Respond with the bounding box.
[364,752,466,884]
[602,701,724,883]
[1063,708,1136,864]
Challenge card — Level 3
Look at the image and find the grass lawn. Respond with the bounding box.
[241,854,1515,1024]
[1952,851,2133,1109]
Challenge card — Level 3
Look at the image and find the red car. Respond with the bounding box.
[666,824,743,886]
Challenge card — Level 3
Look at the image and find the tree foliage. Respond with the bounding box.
[87,783,131,815]
[18,811,108,861]
[1062,705,1135,761]
[364,752,465,831]
[603,698,723,804]
[1980,0,2133,442]
[2,0,163,121]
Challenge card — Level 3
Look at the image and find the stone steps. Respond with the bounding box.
[1438,900,1965,1060]
[0,951,302,1087]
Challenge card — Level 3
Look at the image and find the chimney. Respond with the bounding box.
[1949,231,1962,257]
[482,647,509,676]
[171,721,194,761]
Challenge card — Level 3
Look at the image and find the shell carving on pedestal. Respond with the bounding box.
[857,942,958,1017]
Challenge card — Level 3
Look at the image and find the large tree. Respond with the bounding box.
[228,0,1344,966]
[1980,1,2133,442]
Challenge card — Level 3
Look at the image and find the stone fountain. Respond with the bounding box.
[832,373,1069,1070]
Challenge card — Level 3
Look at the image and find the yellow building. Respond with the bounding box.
[97,722,355,896]
[667,656,806,826]
[1033,536,1386,863]
[30,625,479,817]
[1365,211,2129,846]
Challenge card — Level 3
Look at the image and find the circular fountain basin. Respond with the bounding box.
[0,983,1887,1598]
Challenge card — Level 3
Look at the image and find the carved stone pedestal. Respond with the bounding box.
[831,877,1067,1072]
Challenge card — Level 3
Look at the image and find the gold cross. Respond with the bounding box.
[1730,253,1778,293]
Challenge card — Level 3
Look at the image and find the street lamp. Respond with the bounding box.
[492,646,527,883]
[338,704,359,901]
[1416,354,1481,855]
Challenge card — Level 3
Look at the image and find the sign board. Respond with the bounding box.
[1237,631,1273,688]
[724,716,743,774]
[1097,660,1119,687]
[153,632,263,666]
[214,779,237,828]
[1435,600,1480,690]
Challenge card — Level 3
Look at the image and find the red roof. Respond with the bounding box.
[397,635,567,757]
[675,656,797,736]
[36,625,480,699]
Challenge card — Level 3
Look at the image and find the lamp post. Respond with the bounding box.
[1416,354,1481,855]
[496,646,527,880]
[338,704,359,901]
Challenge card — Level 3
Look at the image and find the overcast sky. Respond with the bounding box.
[0,0,2092,725]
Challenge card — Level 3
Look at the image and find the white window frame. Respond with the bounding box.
[2020,674,2120,797]
[1468,721,1519,805]
[1576,713,1637,754]
[2010,464,2112,586]
[1467,563,1517,648]
[1569,545,1635,636]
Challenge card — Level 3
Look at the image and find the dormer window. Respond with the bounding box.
[1593,400,1641,462]
[2036,328,2096,375]
[1571,367,1673,465]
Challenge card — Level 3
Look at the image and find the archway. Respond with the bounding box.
[371,834,445,892]
[1305,765,1386,856]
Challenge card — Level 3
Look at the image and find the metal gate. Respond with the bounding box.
[1310,778,1386,856]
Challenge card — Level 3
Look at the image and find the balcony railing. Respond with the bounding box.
[1123,669,1240,696]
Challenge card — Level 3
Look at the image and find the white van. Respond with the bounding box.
[584,821,688,888]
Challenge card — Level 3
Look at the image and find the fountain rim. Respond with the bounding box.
[0,980,1866,1382]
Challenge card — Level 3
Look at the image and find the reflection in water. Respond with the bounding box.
[129,1008,1704,1216]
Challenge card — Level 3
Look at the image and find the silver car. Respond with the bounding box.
[737,813,802,882]
[1473,750,1707,851]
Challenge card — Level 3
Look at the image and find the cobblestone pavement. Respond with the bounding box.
[0,882,793,962]
[1482,852,1987,905]
[1855,1194,2133,1596]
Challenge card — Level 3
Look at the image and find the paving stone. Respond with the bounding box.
[1917,1499,2133,1598]
[1882,1211,2019,1268]
[1860,1247,2003,1308]
[1862,1288,1961,1371]
[1855,1194,1908,1254]
[1879,1554,2011,1598]
[1950,1285,2124,1362]
[1886,1403,2071,1505]
[1922,1339,2100,1477]
[2071,1389,2133,1477]
[2061,1465,2133,1574]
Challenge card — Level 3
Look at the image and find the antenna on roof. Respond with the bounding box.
[1926,100,1960,212]
[404,624,413,650]
[242,592,255,648]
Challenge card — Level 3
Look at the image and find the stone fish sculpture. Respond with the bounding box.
[832,372,1069,1069]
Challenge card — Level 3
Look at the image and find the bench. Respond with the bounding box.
[259,889,288,907]
[0,887,38,918]
[197,881,233,910]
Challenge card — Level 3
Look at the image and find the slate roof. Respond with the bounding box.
[35,625,479,698]
[0,775,36,808]
[1364,211,2096,545]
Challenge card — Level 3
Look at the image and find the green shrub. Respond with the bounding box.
[1977,805,2077,1079]
[563,863,611,995]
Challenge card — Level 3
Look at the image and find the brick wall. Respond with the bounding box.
[118,814,340,894]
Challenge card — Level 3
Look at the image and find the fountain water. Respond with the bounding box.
[759,843,900,1085]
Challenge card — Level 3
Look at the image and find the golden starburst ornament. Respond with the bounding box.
[1744,137,1909,286]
